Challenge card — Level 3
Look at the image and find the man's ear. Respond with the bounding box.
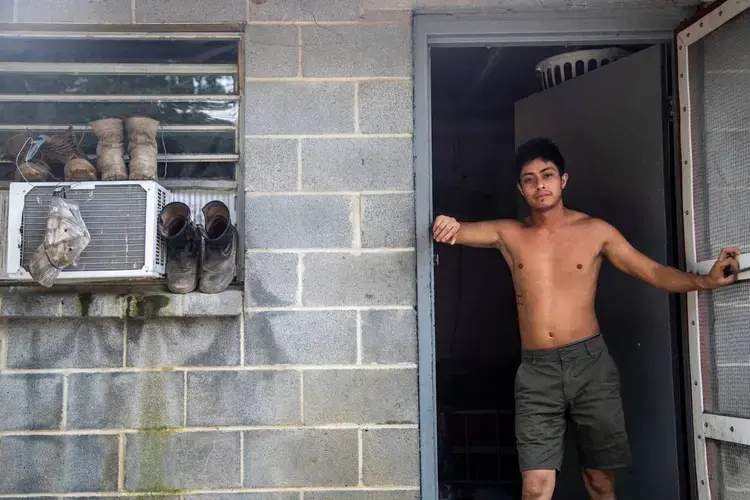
[561,172,569,190]
[517,182,523,195]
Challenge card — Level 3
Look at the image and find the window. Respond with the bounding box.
[0,31,243,282]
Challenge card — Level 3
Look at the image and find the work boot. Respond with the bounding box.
[198,200,236,294]
[44,127,97,181]
[92,118,127,180]
[15,161,51,181]
[159,202,199,294]
[125,117,159,181]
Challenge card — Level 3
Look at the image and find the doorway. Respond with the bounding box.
[414,9,695,500]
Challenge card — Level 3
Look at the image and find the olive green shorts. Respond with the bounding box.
[514,334,631,472]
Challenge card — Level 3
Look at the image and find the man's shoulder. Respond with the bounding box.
[570,212,613,231]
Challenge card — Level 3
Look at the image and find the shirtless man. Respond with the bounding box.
[432,138,739,500]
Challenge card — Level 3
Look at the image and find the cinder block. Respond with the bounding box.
[17,0,131,23]
[187,371,300,426]
[68,372,184,429]
[249,0,361,21]
[245,195,354,248]
[0,0,12,22]
[303,369,418,424]
[181,290,243,317]
[362,428,419,486]
[244,429,358,487]
[245,310,357,365]
[7,318,124,369]
[359,80,413,134]
[0,435,119,493]
[134,0,245,23]
[361,310,417,364]
[302,252,416,306]
[125,431,241,490]
[361,193,415,248]
[0,374,63,431]
[246,26,299,78]
[1,293,63,317]
[125,293,181,319]
[245,139,298,192]
[59,294,127,318]
[305,492,420,500]
[302,138,412,191]
[244,252,298,307]
[246,82,355,135]
[126,317,240,367]
[302,25,411,78]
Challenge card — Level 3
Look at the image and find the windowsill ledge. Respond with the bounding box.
[0,289,242,319]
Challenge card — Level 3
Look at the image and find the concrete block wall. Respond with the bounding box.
[0,0,418,497]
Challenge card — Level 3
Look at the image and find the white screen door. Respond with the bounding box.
[679,1,750,498]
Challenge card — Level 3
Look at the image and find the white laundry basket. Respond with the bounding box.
[536,48,630,90]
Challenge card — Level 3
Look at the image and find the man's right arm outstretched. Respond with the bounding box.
[432,215,509,249]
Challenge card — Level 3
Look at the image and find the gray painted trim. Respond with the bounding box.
[413,8,692,500]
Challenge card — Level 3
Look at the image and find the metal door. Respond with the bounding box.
[514,45,684,499]
[678,1,750,498]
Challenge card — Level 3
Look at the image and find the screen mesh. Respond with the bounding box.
[689,10,750,262]
[707,439,750,500]
[699,282,750,418]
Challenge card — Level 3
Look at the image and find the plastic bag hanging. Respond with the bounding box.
[29,192,91,287]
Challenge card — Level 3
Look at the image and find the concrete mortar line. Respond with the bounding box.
[240,308,246,366]
[299,370,305,424]
[245,190,415,196]
[245,133,412,140]
[356,310,363,365]
[117,434,126,490]
[183,370,188,426]
[0,319,8,370]
[354,81,360,133]
[296,139,303,191]
[2,363,417,375]
[0,486,420,497]
[358,428,364,485]
[246,76,411,82]
[61,374,69,430]
[297,25,303,77]
[239,431,245,487]
[296,254,304,306]
[0,423,418,437]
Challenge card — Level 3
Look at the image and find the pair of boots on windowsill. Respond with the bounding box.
[159,200,237,294]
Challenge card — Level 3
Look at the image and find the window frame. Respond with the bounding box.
[0,28,245,285]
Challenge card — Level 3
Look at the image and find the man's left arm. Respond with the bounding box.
[599,220,739,293]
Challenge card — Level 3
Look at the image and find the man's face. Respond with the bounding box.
[517,159,568,211]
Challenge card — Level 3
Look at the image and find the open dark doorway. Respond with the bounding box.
[430,43,688,500]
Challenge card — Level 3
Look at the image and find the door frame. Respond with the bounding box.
[413,7,693,500]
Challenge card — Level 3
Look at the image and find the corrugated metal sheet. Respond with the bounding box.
[0,190,8,278]
[21,184,148,272]
[171,189,237,227]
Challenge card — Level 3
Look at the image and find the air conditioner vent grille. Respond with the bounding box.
[21,184,148,272]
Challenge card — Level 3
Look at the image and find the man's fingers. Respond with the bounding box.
[720,247,741,260]
[436,223,457,242]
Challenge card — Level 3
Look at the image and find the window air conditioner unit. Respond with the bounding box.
[5,180,169,282]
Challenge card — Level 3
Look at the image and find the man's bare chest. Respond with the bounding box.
[504,231,603,276]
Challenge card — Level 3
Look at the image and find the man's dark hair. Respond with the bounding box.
[515,138,565,180]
